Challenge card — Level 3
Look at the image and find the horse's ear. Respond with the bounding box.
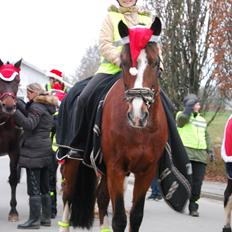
[118,20,129,38]
[150,17,162,36]
[0,59,3,67]
[14,58,22,68]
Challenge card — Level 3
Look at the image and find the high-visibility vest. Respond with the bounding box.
[96,11,152,75]
[176,111,207,149]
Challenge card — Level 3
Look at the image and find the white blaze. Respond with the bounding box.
[132,49,148,117]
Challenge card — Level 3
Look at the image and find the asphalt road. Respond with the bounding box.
[0,156,226,232]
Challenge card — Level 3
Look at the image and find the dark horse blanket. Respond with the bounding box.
[56,76,191,212]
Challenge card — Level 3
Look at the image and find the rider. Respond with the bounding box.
[67,0,160,156]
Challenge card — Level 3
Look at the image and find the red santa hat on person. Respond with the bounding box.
[47,69,63,82]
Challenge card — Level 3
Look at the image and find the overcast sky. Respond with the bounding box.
[0,0,121,76]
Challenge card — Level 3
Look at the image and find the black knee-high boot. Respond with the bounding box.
[17,196,41,229]
[41,194,51,226]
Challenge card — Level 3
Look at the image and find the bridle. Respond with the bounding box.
[124,56,161,108]
[125,87,160,107]
[0,92,16,100]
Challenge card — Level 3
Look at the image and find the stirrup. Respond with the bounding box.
[58,220,69,228]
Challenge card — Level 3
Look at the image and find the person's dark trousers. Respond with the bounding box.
[189,161,206,214]
[17,167,50,229]
[49,151,58,218]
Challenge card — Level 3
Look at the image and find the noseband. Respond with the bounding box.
[0,92,16,100]
[125,87,159,107]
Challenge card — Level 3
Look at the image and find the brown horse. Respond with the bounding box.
[59,17,167,232]
[0,59,22,221]
[98,18,167,232]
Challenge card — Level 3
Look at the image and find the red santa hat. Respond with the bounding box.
[47,69,63,82]
[0,63,21,82]
[128,26,153,76]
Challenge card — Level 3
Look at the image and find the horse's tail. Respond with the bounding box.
[70,162,97,229]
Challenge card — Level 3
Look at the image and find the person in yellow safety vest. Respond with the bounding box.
[176,93,216,217]
[63,0,162,157]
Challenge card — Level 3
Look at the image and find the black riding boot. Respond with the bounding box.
[189,201,199,217]
[41,194,51,226]
[17,196,41,229]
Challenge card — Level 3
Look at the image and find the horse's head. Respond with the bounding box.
[118,18,162,128]
[0,59,22,115]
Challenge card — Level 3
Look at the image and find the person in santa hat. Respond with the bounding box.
[44,69,67,219]
[45,69,65,92]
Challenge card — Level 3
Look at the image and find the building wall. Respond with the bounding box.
[17,61,48,100]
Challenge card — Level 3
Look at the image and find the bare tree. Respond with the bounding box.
[75,44,100,81]
[142,0,230,114]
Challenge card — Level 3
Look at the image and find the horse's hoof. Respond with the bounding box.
[8,213,19,222]
[59,227,70,232]
[223,226,232,232]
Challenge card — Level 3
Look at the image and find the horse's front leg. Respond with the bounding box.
[107,168,127,232]
[97,175,111,232]
[8,153,19,222]
[58,159,80,232]
[58,202,70,232]
[129,171,154,232]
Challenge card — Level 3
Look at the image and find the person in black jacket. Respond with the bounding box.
[15,83,58,229]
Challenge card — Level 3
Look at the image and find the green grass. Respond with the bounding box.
[204,111,231,182]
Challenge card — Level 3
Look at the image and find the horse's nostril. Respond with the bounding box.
[127,112,133,121]
[142,111,149,121]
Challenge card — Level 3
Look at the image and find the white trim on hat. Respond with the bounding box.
[0,72,18,82]
[47,72,62,81]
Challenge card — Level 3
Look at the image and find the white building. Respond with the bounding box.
[17,60,73,100]
[18,60,48,100]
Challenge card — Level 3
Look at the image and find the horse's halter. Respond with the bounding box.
[0,60,21,115]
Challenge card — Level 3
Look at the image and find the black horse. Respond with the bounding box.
[0,59,22,221]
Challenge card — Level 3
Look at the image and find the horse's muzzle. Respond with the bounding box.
[0,102,16,115]
[127,109,149,128]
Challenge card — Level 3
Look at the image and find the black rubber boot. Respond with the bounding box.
[17,196,41,229]
[41,194,51,226]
